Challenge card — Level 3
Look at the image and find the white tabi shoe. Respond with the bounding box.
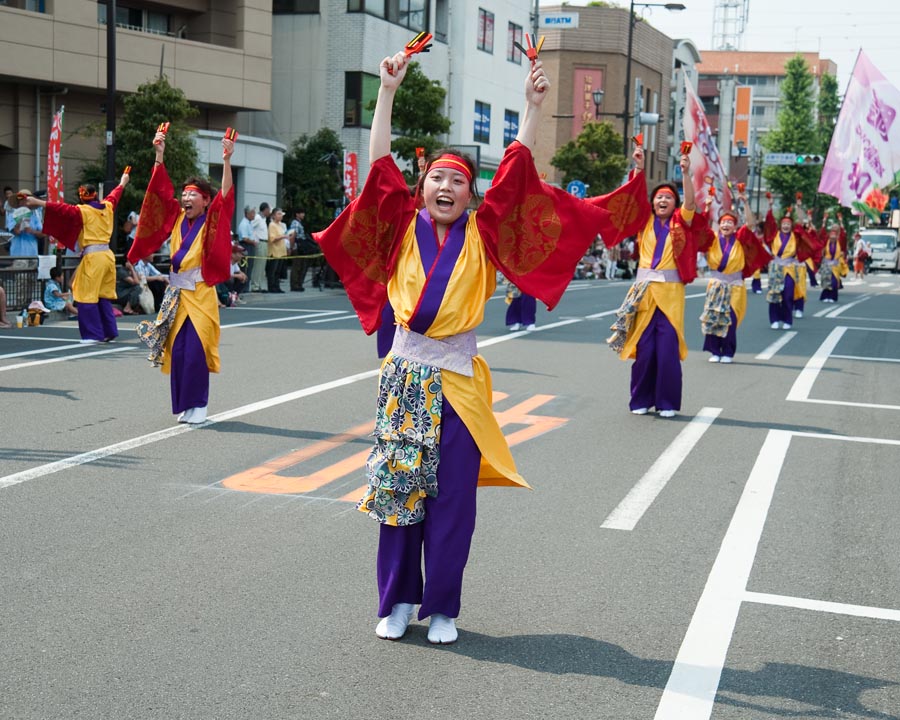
[720,356,733,364]
[508,323,521,331]
[177,411,189,423]
[375,603,415,641]
[186,406,207,424]
[427,614,458,645]
[708,355,721,363]
[782,324,792,331]
[794,310,803,318]
[525,324,536,331]
[770,322,780,329]
[631,407,649,415]
[658,409,676,418]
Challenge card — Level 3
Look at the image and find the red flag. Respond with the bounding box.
[47,106,64,203]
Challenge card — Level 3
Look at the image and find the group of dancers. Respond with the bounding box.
[23,45,856,646]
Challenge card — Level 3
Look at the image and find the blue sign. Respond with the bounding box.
[567,180,586,198]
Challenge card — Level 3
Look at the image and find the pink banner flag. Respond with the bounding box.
[819,51,900,215]
[343,151,358,202]
[47,106,64,203]
[682,78,733,221]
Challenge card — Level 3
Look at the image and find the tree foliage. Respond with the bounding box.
[78,76,200,236]
[762,55,820,209]
[282,128,346,232]
[550,121,628,196]
[369,61,451,183]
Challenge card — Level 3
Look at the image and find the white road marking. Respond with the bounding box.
[0,346,134,372]
[786,326,846,402]
[306,313,360,324]
[601,407,722,531]
[654,429,792,720]
[744,592,900,622]
[655,428,900,718]
[825,294,871,318]
[755,331,797,360]
[0,369,380,490]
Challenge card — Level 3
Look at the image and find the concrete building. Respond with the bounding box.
[0,0,280,217]
[535,4,691,190]
[695,50,838,207]
[258,0,537,192]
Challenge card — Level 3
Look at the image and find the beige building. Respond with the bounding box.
[535,5,682,189]
[0,0,274,203]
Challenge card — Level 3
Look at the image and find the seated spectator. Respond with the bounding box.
[132,253,168,312]
[114,258,143,315]
[43,266,78,318]
[217,243,249,306]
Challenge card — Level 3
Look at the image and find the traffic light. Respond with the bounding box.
[795,154,824,165]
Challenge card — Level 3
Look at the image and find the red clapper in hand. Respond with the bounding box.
[154,122,170,145]
[223,127,239,158]
[513,34,545,66]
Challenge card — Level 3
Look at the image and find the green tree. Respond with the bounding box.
[78,76,200,247]
[368,61,451,182]
[815,72,844,219]
[550,121,627,196]
[282,128,346,232]
[762,55,820,209]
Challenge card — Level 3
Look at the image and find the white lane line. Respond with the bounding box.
[0,342,121,360]
[0,335,89,344]
[306,313,360,325]
[755,331,797,360]
[601,407,722,531]
[654,429,792,720]
[478,317,582,346]
[831,354,900,363]
[830,315,900,324]
[0,346,135,372]
[813,307,832,318]
[785,326,846,402]
[221,313,340,329]
[825,294,871,318]
[744,592,900,623]
[0,369,380,490]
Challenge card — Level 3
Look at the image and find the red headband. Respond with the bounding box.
[654,188,676,198]
[719,211,738,223]
[183,184,209,199]
[429,155,473,183]
[78,186,97,201]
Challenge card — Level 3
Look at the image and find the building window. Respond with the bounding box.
[345,72,380,128]
[274,0,321,12]
[474,101,491,144]
[477,8,494,53]
[97,3,172,36]
[503,110,519,147]
[507,22,522,64]
[434,0,448,42]
[347,0,428,32]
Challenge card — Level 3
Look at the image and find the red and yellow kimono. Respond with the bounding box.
[128,164,234,374]
[315,141,645,496]
[42,187,123,303]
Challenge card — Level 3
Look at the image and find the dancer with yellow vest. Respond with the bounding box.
[128,127,236,424]
[27,175,130,343]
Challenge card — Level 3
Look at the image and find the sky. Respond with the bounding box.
[540,0,900,92]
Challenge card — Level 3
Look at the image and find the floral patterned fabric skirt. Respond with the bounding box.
[358,354,443,526]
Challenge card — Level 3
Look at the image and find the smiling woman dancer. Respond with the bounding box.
[315,51,644,645]
[127,128,235,424]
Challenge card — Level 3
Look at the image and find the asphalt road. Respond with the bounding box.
[1,272,899,720]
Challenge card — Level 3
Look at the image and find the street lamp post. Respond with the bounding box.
[592,89,604,120]
[622,1,686,156]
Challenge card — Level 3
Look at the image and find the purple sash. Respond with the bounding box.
[407,209,468,335]
[87,200,105,210]
[170,212,207,273]
[716,233,736,272]
[651,217,670,269]
[829,240,836,258]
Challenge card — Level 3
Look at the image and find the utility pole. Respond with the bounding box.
[105,0,117,192]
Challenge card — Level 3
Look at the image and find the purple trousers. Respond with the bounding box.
[630,308,682,412]
[506,293,537,326]
[769,274,795,324]
[751,276,762,293]
[703,309,738,358]
[77,299,118,342]
[820,274,839,302]
[170,317,209,414]
[376,397,480,620]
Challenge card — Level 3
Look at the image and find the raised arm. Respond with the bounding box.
[514,59,551,151]
[221,134,234,197]
[370,52,408,162]
[679,153,695,213]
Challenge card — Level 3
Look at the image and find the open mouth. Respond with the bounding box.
[435,196,454,210]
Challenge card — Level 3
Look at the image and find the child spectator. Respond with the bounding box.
[44,266,78,318]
